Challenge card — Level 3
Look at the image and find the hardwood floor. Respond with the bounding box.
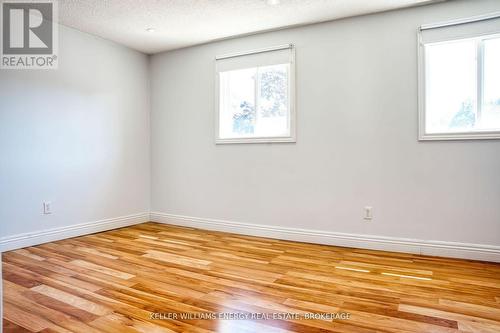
[2,222,500,333]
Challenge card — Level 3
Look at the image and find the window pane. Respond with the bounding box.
[256,64,290,137]
[481,37,500,130]
[425,40,477,134]
[219,68,256,139]
[218,63,290,139]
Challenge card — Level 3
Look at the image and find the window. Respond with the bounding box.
[418,15,500,140]
[215,44,295,143]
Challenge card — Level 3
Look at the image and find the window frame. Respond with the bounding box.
[418,23,500,141]
[214,44,296,144]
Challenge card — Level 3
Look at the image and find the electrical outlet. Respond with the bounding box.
[364,206,373,220]
[43,201,52,214]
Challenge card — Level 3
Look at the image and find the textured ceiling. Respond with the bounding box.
[59,0,439,54]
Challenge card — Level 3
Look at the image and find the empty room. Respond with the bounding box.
[1,0,500,332]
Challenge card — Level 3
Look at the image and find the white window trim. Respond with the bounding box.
[417,13,500,141]
[214,44,296,144]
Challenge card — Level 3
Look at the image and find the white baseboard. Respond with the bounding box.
[2,211,498,263]
[0,212,150,252]
[150,212,500,263]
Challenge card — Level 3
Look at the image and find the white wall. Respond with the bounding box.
[150,0,500,247]
[0,25,151,242]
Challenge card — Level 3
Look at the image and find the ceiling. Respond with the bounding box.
[59,0,439,54]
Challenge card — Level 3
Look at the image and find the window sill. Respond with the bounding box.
[418,131,500,141]
[215,136,296,144]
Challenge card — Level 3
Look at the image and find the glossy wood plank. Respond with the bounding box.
[3,222,500,332]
